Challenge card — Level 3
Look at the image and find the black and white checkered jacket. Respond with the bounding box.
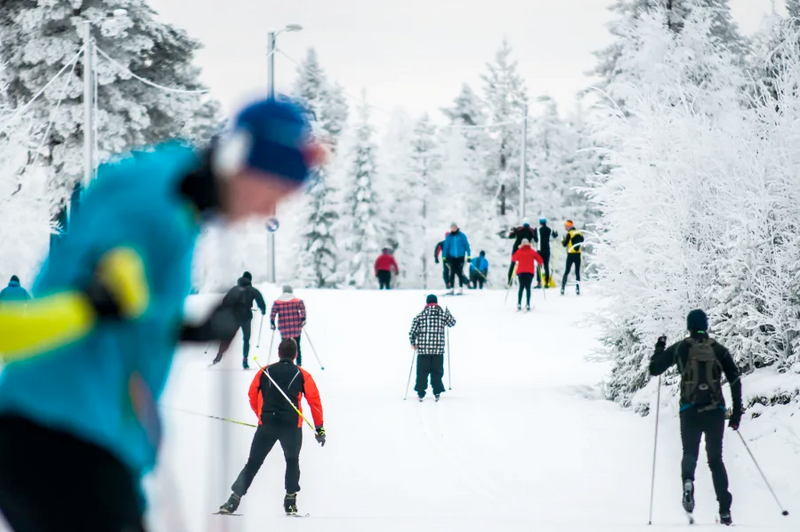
[409,304,456,356]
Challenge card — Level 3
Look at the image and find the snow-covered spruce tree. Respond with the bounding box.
[0,0,219,218]
[587,6,749,410]
[392,114,441,289]
[292,48,348,288]
[340,97,385,289]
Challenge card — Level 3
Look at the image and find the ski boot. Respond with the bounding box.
[517,304,522,311]
[417,392,424,403]
[682,479,695,514]
[526,304,531,312]
[576,283,581,296]
[211,354,222,365]
[242,358,249,370]
[719,510,732,526]
[284,492,298,515]
[435,394,441,402]
[457,287,463,295]
[219,493,241,514]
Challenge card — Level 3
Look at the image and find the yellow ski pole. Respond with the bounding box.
[164,405,257,428]
[252,356,316,431]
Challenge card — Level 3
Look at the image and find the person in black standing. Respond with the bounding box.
[218,338,325,516]
[534,218,558,288]
[506,218,537,284]
[649,310,742,526]
[212,271,266,369]
[434,232,449,289]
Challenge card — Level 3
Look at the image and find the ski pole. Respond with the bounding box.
[266,328,276,363]
[303,327,325,370]
[203,341,211,355]
[541,262,547,302]
[446,322,452,391]
[256,315,265,347]
[252,357,316,431]
[404,348,416,400]
[648,375,662,525]
[736,430,789,516]
[164,405,257,428]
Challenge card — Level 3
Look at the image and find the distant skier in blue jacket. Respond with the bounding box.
[0,98,325,532]
[442,222,471,294]
[0,275,31,304]
[469,251,489,289]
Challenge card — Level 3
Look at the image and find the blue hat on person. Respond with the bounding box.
[426,294,438,304]
[539,217,547,224]
[215,98,314,185]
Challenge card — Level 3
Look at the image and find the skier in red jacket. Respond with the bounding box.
[374,248,399,289]
[511,239,544,311]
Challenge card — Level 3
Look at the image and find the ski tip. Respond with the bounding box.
[212,512,243,516]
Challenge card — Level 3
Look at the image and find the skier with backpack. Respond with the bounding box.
[218,338,325,516]
[560,220,584,295]
[211,271,267,368]
[270,286,307,366]
[409,294,456,401]
[649,309,743,526]
[511,240,544,311]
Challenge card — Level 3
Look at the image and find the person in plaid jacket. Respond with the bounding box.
[270,285,307,365]
[409,294,456,401]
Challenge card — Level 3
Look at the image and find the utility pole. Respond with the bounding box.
[519,102,528,221]
[81,20,95,188]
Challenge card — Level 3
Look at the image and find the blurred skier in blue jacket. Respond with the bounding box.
[0,276,31,304]
[442,222,471,295]
[0,98,326,532]
[469,251,489,289]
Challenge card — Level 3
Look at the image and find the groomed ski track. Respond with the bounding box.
[146,289,797,532]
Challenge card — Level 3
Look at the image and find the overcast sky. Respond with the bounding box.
[147,0,783,124]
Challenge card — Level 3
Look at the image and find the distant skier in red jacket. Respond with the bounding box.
[511,239,544,311]
[374,248,399,289]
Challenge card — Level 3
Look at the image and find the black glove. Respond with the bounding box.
[729,408,742,430]
[552,231,559,239]
[656,335,667,350]
[435,258,439,264]
[315,426,326,447]
[270,323,276,330]
[180,302,239,343]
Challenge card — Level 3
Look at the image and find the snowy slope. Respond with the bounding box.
[6,288,796,532]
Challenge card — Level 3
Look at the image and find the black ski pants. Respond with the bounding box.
[377,270,392,290]
[562,254,581,289]
[537,248,551,287]
[232,416,303,496]
[470,271,485,289]
[415,354,445,397]
[447,257,466,288]
[292,334,303,367]
[0,416,145,532]
[680,408,732,512]
[518,273,534,306]
[215,317,252,363]
[441,262,449,288]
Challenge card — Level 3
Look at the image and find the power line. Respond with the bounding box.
[95,46,212,95]
[0,47,86,137]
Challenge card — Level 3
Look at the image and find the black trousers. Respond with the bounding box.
[562,254,581,289]
[377,270,392,289]
[0,416,145,532]
[537,249,551,286]
[680,408,732,512]
[470,271,485,289]
[415,354,445,397]
[215,318,252,363]
[507,261,516,285]
[518,273,534,306]
[292,335,303,367]
[441,263,449,288]
[232,417,303,496]
[447,258,466,288]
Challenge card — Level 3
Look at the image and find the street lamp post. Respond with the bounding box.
[266,24,303,284]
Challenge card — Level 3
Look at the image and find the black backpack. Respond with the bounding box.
[679,338,723,411]
[222,285,250,313]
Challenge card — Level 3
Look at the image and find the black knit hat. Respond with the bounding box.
[686,309,708,333]
[242,271,252,281]
[426,294,438,304]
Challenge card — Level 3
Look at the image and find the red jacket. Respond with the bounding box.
[511,246,544,275]
[374,253,399,276]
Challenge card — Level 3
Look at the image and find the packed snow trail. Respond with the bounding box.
[144,289,798,532]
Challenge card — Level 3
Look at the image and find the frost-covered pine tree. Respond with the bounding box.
[0,0,219,216]
[341,97,385,289]
[292,48,348,288]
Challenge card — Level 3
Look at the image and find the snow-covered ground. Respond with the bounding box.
[139,287,799,532]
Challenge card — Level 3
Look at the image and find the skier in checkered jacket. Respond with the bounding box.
[409,294,456,401]
[270,285,307,365]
